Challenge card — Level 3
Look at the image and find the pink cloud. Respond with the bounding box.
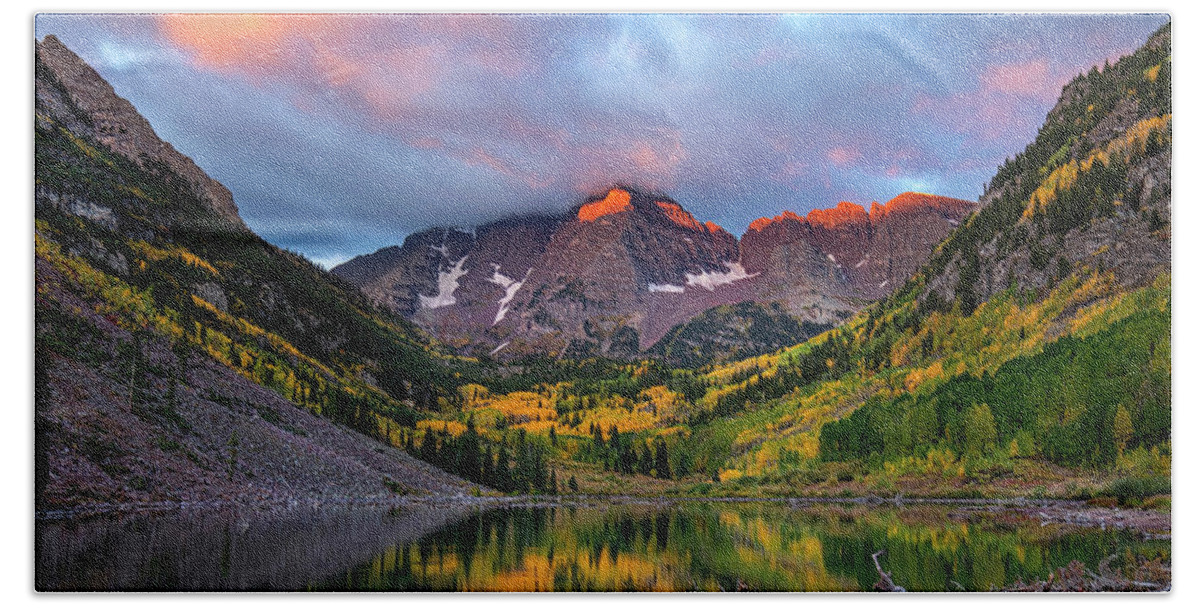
[980,59,1057,99]
[771,159,810,182]
[568,129,687,194]
[158,14,298,75]
[913,58,1068,146]
[827,146,862,167]
[157,14,528,120]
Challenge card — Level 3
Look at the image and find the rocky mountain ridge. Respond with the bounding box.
[912,23,1171,317]
[335,187,976,359]
[36,35,245,231]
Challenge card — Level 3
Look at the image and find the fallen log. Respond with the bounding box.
[871,550,905,592]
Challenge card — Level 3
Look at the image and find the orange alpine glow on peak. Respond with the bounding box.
[806,201,870,230]
[577,188,633,222]
[748,210,802,232]
[869,201,888,222]
[655,201,704,231]
[877,192,976,217]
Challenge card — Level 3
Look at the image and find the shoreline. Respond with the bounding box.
[36,492,1171,535]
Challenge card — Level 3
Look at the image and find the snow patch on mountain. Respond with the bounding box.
[648,282,686,293]
[419,256,469,309]
[684,262,759,291]
[488,264,530,325]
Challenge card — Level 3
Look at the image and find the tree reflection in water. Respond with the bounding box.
[317,503,1168,592]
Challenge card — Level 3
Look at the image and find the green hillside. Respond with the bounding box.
[648,301,833,368]
[35,23,1171,503]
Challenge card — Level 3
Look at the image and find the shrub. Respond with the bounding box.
[1100,476,1171,505]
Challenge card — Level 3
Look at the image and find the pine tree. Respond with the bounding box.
[638,442,652,476]
[548,469,558,495]
[531,444,548,492]
[514,430,532,493]
[654,437,672,480]
[675,451,692,479]
[461,416,481,482]
[481,444,495,487]
[496,442,513,493]
[618,438,636,475]
[568,474,579,493]
[549,424,558,447]
[957,248,981,315]
[419,429,438,463]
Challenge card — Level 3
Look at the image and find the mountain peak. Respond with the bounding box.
[655,201,704,231]
[577,188,634,222]
[876,192,976,219]
[806,201,870,230]
[748,193,975,235]
[575,187,728,235]
[747,210,802,232]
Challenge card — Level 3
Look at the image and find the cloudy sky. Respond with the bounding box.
[36,13,1167,268]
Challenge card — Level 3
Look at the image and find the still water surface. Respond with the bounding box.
[37,500,1168,591]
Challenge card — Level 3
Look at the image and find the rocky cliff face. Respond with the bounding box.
[742,193,976,304]
[336,188,976,359]
[36,35,245,230]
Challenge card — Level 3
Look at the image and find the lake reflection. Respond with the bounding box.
[37,500,1168,592]
[318,501,1166,592]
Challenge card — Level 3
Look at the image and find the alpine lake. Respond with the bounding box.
[36,498,1169,592]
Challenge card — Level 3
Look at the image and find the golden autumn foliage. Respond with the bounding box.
[1022,114,1171,220]
[1145,63,1162,82]
[903,361,945,394]
[38,220,406,435]
[638,385,685,422]
[129,240,220,276]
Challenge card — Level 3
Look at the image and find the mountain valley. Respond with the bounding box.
[34,20,1171,516]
